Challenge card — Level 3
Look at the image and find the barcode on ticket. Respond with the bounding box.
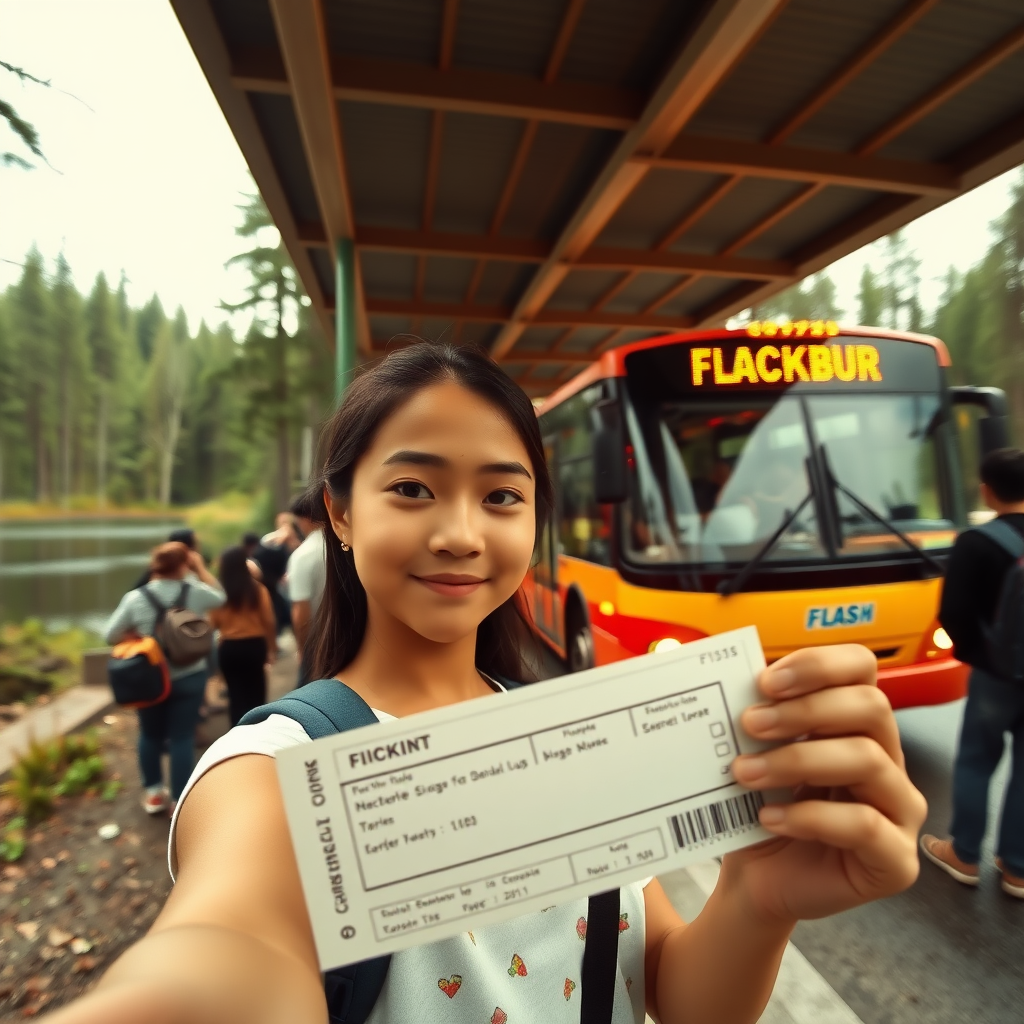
[667,792,765,850]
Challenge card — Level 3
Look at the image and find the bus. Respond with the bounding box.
[526,322,1009,709]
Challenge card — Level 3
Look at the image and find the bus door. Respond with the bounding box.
[534,434,563,648]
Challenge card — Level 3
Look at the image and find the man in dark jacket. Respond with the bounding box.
[921,448,1024,898]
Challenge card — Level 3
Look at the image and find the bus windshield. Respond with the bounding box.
[622,389,956,567]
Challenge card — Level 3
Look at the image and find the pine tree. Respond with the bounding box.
[146,308,190,505]
[857,267,885,327]
[51,253,88,505]
[750,272,843,323]
[85,272,119,507]
[0,298,26,500]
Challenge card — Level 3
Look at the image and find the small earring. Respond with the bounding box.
[340,540,350,552]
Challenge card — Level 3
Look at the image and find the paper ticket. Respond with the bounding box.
[276,625,780,969]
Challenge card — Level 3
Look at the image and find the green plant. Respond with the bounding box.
[1,731,108,820]
[0,816,26,862]
[100,780,122,801]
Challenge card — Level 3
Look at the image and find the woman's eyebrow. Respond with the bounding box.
[382,451,532,479]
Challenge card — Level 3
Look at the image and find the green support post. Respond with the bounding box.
[335,237,357,405]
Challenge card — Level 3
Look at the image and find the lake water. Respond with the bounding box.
[0,518,185,634]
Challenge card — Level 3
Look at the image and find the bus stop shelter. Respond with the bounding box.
[171,0,1024,398]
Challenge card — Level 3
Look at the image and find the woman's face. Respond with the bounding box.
[329,381,538,645]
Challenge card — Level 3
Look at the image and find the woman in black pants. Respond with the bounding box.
[209,547,277,726]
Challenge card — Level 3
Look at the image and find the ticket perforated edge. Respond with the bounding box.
[276,625,780,969]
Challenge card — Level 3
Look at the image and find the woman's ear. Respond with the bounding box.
[324,487,352,547]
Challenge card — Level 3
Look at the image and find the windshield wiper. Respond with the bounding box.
[818,447,943,577]
[717,471,815,596]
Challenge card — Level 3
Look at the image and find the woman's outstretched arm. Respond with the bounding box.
[44,755,327,1024]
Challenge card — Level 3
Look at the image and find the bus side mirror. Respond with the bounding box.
[593,424,627,504]
[950,386,1010,455]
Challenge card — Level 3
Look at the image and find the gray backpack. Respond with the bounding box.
[140,583,214,666]
[977,519,1024,685]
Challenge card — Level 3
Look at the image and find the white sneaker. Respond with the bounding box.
[141,788,169,815]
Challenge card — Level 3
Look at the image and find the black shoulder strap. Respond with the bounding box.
[977,519,1024,560]
[580,888,621,1024]
[176,581,191,609]
[138,586,167,622]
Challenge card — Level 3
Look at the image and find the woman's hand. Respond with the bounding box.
[724,644,926,925]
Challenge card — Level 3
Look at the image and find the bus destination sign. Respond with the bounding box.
[690,324,882,388]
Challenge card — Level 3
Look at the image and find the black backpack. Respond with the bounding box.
[240,679,621,1024]
[977,519,1024,684]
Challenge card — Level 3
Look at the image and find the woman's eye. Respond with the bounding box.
[484,489,523,507]
[392,481,433,499]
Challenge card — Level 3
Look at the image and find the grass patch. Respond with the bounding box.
[0,620,103,704]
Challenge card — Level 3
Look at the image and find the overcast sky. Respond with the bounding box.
[0,0,1019,336]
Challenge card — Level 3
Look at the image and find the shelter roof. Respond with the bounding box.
[173,0,1024,396]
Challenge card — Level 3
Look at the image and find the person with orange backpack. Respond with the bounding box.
[105,541,225,816]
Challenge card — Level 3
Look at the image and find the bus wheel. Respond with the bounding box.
[568,623,595,673]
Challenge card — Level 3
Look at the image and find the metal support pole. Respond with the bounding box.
[334,237,357,404]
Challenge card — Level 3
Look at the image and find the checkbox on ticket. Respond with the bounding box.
[710,722,726,738]
[714,741,731,757]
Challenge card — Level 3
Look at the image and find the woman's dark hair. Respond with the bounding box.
[308,342,554,683]
[219,545,260,610]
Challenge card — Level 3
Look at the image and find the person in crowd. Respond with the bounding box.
[132,527,200,588]
[208,546,277,727]
[104,541,225,816]
[251,513,301,634]
[241,532,261,558]
[287,491,326,685]
[55,344,925,1024]
[922,447,1024,898]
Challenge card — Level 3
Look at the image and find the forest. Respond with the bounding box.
[0,169,1021,515]
[0,193,334,516]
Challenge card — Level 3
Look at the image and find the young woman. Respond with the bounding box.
[58,345,925,1024]
[209,546,277,727]
[104,541,225,816]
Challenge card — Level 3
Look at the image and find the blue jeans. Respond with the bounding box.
[950,667,1024,876]
[136,669,207,801]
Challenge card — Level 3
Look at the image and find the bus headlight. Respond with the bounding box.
[649,637,683,653]
[932,627,953,651]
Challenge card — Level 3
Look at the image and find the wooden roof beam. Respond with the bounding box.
[268,0,370,352]
[576,247,793,280]
[355,227,550,262]
[231,49,641,131]
[489,0,790,361]
[170,0,335,342]
[362,297,694,332]
[641,136,959,196]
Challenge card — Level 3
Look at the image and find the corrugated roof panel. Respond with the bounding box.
[739,185,887,261]
[558,0,701,91]
[603,272,683,313]
[454,0,565,77]
[688,0,908,146]
[880,51,1024,162]
[789,0,1024,155]
[547,269,622,310]
[423,256,477,303]
[501,122,619,240]
[513,325,569,353]
[210,0,279,51]
[460,323,501,347]
[659,275,739,316]
[561,326,616,352]
[433,113,528,234]
[308,248,336,302]
[341,101,432,229]
[472,261,536,306]
[323,0,440,64]
[359,251,418,299]
[595,168,725,249]
[370,314,414,340]
[248,94,322,225]
[668,177,804,256]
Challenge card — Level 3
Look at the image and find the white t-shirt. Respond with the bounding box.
[286,529,327,614]
[169,709,650,1024]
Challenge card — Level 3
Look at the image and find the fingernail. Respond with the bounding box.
[764,667,796,695]
[759,805,785,826]
[745,705,779,733]
[734,756,768,781]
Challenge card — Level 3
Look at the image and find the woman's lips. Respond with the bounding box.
[412,573,487,597]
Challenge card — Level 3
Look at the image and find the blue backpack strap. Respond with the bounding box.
[977,518,1024,560]
[238,679,388,1024]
